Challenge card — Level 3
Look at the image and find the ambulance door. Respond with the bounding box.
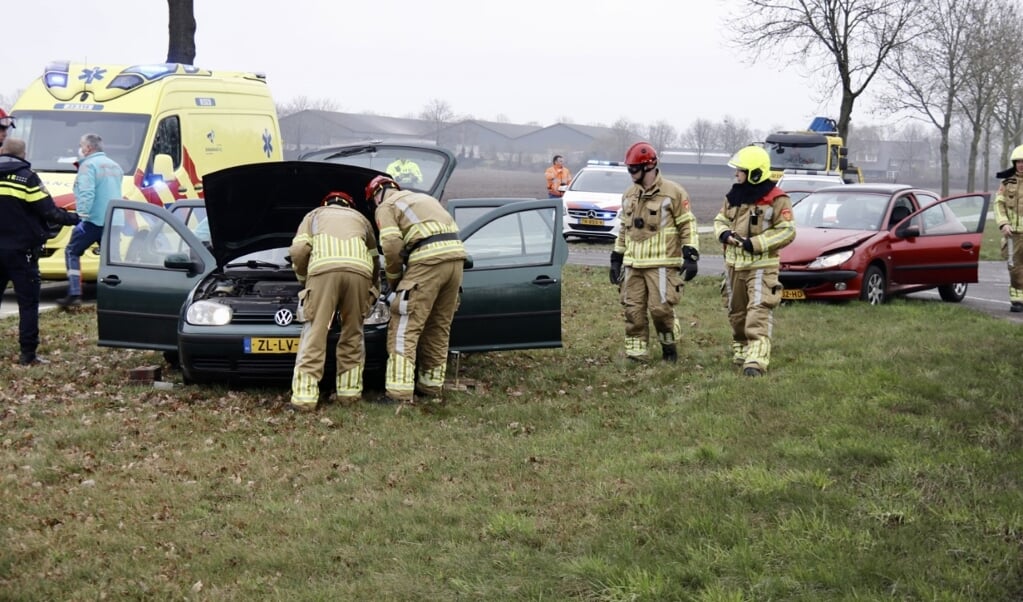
[140,115,190,205]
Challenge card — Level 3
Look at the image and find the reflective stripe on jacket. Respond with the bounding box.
[289,205,378,283]
[713,187,796,270]
[375,190,466,283]
[995,173,1023,231]
[613,173,699,268]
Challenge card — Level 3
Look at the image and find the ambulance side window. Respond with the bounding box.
[150,116,181,170]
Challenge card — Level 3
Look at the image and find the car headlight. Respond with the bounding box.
[186,300,233,326]
[808,249,854,269]
[363,300,390,326]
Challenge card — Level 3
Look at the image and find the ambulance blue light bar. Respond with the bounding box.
[43,61,70,89]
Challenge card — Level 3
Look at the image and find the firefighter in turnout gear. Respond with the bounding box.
[994,144,1023,313]
[610,142,699,362]
[288,191,379,412]
[713,145,796,376]
[367,175,467,404]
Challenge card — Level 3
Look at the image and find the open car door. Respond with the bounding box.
[447,198,568,351]
[96,200,214,351]
[887,193,990,286]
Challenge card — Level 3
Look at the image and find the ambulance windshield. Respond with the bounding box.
[12,111,150,174]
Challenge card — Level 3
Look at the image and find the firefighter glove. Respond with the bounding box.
[682,246,699,281]
[609,251,624,285]
[718,230,733,244]
[741,236,755,253]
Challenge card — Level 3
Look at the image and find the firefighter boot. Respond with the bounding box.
[661,344,678,363]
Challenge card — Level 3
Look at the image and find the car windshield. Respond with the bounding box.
[12,110,150,174]
[569,169,632,194]
[767,142,829,172]
[793,191,890,230]
[301,145,448,194]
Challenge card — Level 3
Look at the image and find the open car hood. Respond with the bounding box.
[201,161,385,268]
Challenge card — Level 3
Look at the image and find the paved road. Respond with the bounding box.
[566,245,1023,324]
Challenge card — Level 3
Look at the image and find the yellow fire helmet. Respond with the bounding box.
[1011,144,1023,162]
[728,145,772,185]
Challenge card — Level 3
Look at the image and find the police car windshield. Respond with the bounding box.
[570,168,632,194]
[12,111,149,174]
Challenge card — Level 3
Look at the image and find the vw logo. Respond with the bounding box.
[274,308,294,326]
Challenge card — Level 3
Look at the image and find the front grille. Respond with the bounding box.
[567,208,616,220]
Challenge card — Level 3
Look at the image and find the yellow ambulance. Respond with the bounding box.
[10,61,283,281]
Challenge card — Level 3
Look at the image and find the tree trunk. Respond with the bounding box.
[166,0,196,65]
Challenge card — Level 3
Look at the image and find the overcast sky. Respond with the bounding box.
[2,0,866,132]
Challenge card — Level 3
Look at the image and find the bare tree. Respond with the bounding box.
[956,0,1004,192]
[990,7,1023,168]
[419,99,455,144]
[728,0,923,141]
[275,96,340,119]
[166,0,196,64]
[879,0,972,195]
[715,115,754,153]
[681,119,717,167]
[646,121,678,154]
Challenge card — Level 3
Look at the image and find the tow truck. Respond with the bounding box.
[764,117,863,184]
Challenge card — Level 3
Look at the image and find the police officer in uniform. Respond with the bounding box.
[609,142,699,362]
[288,191,379,412]
[713,145,796,376]
[994,144,1023,313]
[0,137,80,365]
[367,174,466,404]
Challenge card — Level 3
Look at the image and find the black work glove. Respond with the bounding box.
[682,246,699,281]
[609,251,624,285]
[741,236,755,253]
[718,230,733,244]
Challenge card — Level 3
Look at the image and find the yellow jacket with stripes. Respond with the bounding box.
[374,189,466,285]
[613,173,699,268]
[713,187,796,270]
[289,204,378,285]
[995,172,1023,232]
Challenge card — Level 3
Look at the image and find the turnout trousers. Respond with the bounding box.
[1003,232,1023,304]
[291,270,373,408]
[723,265,783,372]
[386,259,463,401]
[620,266,682,360]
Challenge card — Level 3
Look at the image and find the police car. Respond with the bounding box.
[561,160,632,241]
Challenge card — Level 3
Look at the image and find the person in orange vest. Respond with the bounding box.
[544,155,572,198]
[712,145,796,376]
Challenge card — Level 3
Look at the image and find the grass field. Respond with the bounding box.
[2,265,1021,600]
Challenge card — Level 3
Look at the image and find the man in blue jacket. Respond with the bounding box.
[0,138,80,364]
[57,133,124,308]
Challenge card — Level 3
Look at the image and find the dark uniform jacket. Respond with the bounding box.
[0,154,79,251]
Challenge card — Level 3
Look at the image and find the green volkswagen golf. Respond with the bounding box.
[95,144,568,386]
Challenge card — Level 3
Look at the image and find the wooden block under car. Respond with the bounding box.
[128,365,162,383]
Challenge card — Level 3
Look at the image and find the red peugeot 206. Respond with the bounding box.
[778,183,990,305]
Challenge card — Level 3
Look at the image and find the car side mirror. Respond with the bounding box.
[463,254,474,270]
[152,153,175,182]
[165,252,202,274]
[896,224,920,239]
